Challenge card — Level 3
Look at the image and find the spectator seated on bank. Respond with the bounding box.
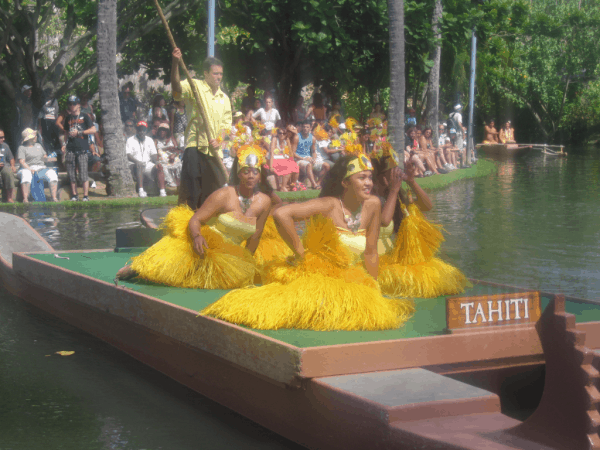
[16,128,59,203]
[0,128,17,202]
[119,82,139,124]
[126,121,167,198]
[146,94,168,124]
[150,106,169,138]
[154,123,181,188]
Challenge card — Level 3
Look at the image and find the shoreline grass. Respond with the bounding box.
[0,159,497,211]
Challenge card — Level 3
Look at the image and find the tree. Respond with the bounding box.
[477,0,600,142]
[97,0,135,196]
[388,0,405,168]
[0,0,199,109]
[425,0,443,142]
[216,0,390,120]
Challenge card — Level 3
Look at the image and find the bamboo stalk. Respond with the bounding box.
[152,0,228,182]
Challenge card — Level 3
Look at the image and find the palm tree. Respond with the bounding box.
[426,0,443,143]
[388,0,405,169]
[97,0,136,196]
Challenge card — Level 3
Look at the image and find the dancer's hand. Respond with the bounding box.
[172,48,182,60]
[389,167,403,193]
[400,161,417,182]
[193,235,209,256]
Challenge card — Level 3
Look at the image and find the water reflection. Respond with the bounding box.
[428,146,600,300]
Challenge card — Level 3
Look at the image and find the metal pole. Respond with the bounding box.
[208,0,215,57]
[467,26,477,164]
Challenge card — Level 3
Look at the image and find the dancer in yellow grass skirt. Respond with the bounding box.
[201,153,415,331]
[115,145,273,289]
[370,147,469,298]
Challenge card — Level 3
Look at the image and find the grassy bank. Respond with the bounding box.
[0,159,497,210]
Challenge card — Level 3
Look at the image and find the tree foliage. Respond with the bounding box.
[477,0,600,142]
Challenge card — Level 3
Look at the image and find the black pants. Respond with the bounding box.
[178,147,226,210]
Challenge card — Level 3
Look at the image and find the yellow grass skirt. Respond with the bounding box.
[245,216,294,267]
[379,203,469,298]
[129,205,257,289]
[201,215,415,331]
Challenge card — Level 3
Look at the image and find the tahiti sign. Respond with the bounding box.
[446,291,541,331]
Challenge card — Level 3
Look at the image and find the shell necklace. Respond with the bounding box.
[340,198,362,234]
[236,186,255,214]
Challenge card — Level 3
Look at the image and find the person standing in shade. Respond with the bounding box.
[252,95,281,131]
[171,47,232,209]
[0,128,17,202]
[56,96,96,201]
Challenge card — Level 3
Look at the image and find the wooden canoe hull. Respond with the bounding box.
[3,214,600,449]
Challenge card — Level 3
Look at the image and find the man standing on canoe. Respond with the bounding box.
[171,48,232,209]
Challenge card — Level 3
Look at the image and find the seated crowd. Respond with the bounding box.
[4,84,475,202]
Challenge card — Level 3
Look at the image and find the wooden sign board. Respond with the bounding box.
[446,291,541,332]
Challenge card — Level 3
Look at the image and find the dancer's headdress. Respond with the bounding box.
[237,144,266,172]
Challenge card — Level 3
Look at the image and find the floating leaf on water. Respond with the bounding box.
[55,351,75,356]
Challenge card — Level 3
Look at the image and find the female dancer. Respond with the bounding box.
[371,149,468,298]
[116,145,272,289]
[201,153,415,331]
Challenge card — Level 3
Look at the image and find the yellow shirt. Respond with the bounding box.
[174,79,232,154]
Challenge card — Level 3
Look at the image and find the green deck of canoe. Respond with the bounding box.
[30,251,600,348]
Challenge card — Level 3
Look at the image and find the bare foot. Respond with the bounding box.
[116,265,137,280]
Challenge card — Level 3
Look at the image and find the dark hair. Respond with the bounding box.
[319,155,357,198]
[122,81,134,91]
[424,127,432,134]
[313,93,324,108]
[323,124,332,132]
[302,119,312,126]
[152,94,164,108]
[202,57,223,73]
[228,157,273,196]
[371,157,408,233]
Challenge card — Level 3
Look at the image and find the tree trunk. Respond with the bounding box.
[97,0,136,197]
[388,0,405,169]
[426,0,442,143]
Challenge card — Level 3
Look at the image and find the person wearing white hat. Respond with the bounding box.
[16,128,59,202]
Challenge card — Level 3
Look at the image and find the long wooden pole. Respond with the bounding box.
[152,0,228,181]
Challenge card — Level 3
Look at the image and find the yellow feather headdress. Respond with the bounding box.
[237,144,266,172]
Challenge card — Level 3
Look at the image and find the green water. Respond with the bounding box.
[1,145,599,449]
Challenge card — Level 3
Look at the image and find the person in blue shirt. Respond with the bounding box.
[294,120,319,189]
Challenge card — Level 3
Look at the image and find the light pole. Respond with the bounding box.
[466,25,476,165]
[208,0,215,57]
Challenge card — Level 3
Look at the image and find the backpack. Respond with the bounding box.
[447,113,462,135]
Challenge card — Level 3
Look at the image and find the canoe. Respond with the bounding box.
[476,143,533,157]
[2,211,600,449]
[140,207,169,229]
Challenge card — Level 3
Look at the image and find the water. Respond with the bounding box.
[1,145,599,448]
